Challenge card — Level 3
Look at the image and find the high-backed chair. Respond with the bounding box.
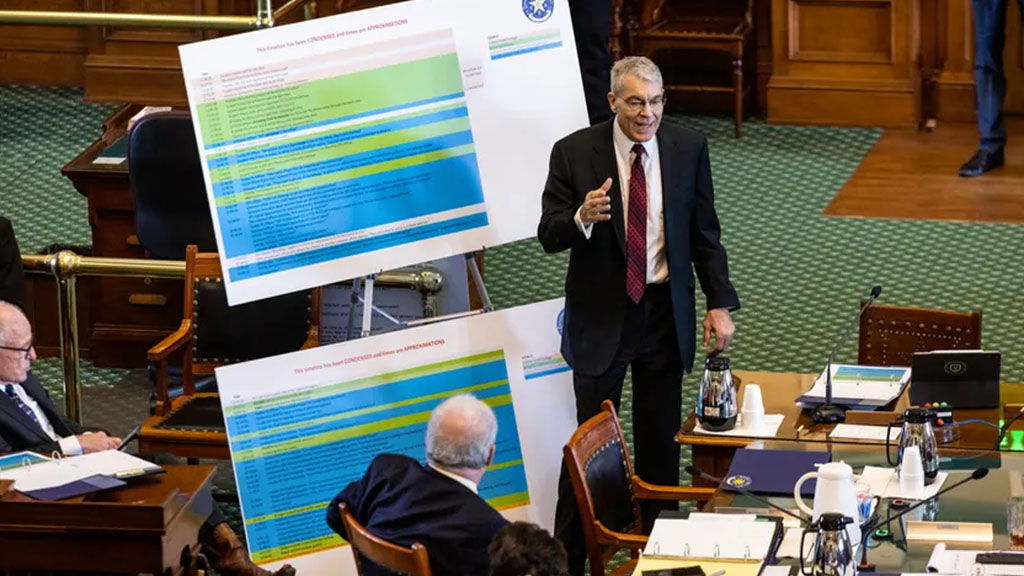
[629,0,754,137]
[128,110,217,259]
[858,304,983,367]
[338,502,433,576]
[138,245,319,459]
[564,400,715,576]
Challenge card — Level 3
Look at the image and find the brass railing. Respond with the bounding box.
[0,0,318,30]
[22,251,442,423]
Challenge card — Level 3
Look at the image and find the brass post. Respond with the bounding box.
[51,251,84,423]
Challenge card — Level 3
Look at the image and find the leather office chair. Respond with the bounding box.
[858,304,983,367]
[338,502,434,576]
[128,110,217,259]
[564,400,715,576]
[139,245,319,460]
[128,111,220,405]
[628,0,754,137]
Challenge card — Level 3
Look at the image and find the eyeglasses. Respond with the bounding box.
[0,341,33,359]
[620,94,667,112]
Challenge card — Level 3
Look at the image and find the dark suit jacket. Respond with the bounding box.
[538,120,740,376]
[0,372,86,454]
[326,454,507,576]
[0,216,26,310]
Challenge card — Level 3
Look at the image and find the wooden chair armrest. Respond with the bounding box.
[148,319,193,361]
[301,325,319,350]
[632,475,716,502]
[594,522,648,550]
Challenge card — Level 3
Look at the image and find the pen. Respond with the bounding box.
[796,424,804,437]
[708,570,727,576]
[117,424,141,452]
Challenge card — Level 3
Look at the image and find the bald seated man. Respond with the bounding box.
[0,301,295,576]
[327,394,508,576]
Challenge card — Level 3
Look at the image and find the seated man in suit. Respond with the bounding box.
[326,394,508,576]
[0,217,26,310]
[0,301,295,576]
[488,522,569,576]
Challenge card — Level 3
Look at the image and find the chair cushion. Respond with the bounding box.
[155,395,225,431]
[194,280,311,363]
[585,439,639,534]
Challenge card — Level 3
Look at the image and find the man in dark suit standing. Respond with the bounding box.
[0,217,26,310]
[0,301,295,576]
[326,394,508,576]
[538,56,740,575]
[958,0,1022,177]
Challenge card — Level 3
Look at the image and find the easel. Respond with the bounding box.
[344,250,493,341]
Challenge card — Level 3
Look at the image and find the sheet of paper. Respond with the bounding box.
[762,565,794,576]
[801,364,910,405]
[178,0,588,304]
[0,451,51,472]
[776,527,811,559]
[216,298,577,575]
[1,450,160,491]
[858,466,948,499]
[830,424,900,442]
[643,517,777,559]
[692,414,785,438]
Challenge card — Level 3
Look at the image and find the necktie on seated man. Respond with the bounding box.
[626,143,648,303]
[5,384,41,427]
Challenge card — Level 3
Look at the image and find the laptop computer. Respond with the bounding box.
[910,350,1001,408]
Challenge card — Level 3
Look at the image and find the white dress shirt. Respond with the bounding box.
[3,381,83,455]
[428,462,479,494]
[575,120,668,283]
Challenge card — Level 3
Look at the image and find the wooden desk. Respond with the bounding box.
[678,370,1024,486]
[678,440,1015,576]
[62,104,186,368]
[0,464,215,574]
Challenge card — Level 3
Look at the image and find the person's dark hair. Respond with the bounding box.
[488,522,568,576]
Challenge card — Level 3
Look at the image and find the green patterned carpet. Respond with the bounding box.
[4,86,1024,541]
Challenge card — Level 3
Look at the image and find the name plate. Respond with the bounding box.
[906,521,994,543]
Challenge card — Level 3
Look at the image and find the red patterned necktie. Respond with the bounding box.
[626,143,647,303]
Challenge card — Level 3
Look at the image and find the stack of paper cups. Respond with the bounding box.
[741,384,765,431]
[899,445,926,499]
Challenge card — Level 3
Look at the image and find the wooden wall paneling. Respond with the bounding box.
[1005,0,1024,113]
[768,0,922,127]
[0,0,90,86]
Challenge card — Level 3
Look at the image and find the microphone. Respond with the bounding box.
[685,465,808,526]
[863,468,989,534]
[812,285,884,424]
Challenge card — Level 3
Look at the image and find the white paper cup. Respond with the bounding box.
[741,384,765,415]
[899,445,926,498]
[742,409,764,431]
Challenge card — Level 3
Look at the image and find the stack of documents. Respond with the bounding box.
[796,364,910,410]
[0,450,162,500]
[643,514,780,560]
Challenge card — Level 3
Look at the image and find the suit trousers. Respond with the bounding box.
[972,0,1024,150]
[554,282,685,576]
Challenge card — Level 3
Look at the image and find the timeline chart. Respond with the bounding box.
[222,349,529,564]
[190,29,487,283]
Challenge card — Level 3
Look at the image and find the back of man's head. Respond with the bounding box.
[425,394,497,470]
[488,522,568,576]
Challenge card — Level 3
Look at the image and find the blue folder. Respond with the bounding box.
[22,474,126,501]
[723,448,832,496]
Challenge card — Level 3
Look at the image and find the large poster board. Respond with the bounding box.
[179,0,587,304]
[215,299,576,574]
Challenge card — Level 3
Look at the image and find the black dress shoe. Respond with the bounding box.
[958,148,1004,177]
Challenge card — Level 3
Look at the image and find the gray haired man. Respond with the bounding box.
[326,394,508,576]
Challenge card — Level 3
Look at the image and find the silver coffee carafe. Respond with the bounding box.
[696,355,737,431]
[886,406,940,484]
[801,513,856,576]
